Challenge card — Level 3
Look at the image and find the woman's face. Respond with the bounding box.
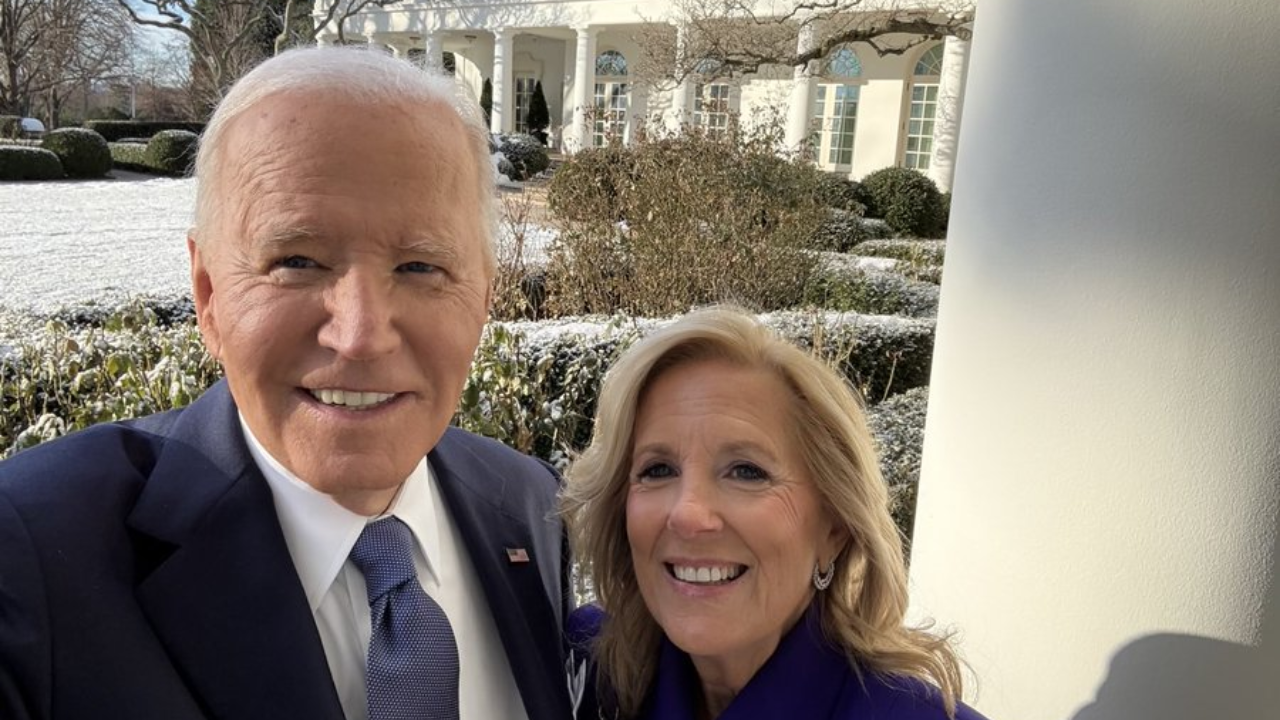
[625,359,846,689]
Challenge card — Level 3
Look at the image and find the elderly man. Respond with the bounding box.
[0,48,573,720]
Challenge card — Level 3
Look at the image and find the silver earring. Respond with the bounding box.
[812,560,835,591]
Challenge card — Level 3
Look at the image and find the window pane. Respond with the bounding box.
[595,50,628,76]
[913,44,943,76]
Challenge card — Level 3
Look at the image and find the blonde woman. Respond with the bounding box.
[563,307,987,720]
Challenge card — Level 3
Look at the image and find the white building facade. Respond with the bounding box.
[317,0,971,191]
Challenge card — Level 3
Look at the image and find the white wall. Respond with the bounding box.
[850,48,911,178]
[908,1,1280,719]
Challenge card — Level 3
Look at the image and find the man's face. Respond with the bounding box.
[190,93,492,514]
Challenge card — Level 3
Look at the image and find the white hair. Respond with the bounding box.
[191,46,496,269]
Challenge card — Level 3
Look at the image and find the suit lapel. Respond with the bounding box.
[128,381,345,720]
[431,433,573,720]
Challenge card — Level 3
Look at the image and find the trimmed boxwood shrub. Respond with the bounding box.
[804,259,940,318]
[0,146,64,180]
[865,385,930,543]
[146,130,199,176]
[41,128,112,178]
[854,238,947,265]
[84,120,204,142]
[811,208,866,253]
[858,166,946,238]
[815,172,864,213]
[108,142,151,172]
[3,305,929,462]
[497,133,551,181]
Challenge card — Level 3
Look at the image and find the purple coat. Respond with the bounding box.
[568,604,990,720]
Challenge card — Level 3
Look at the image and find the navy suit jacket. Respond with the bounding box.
[0,380,574,720]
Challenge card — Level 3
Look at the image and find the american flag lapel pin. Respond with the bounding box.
[506,547,530,564]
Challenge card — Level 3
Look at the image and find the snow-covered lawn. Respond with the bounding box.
[0,177,556,317]
[1,177,195,314]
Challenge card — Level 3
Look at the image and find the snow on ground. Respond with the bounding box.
[1,177,195,315]
[0,176,557,319]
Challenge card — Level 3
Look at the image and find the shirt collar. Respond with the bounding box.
[238,414,444,611]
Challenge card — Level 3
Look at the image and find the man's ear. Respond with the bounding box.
[188,235,222,362]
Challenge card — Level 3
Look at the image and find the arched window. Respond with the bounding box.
[593,50,630,146]
[825,46,863,78]
[595,50,628,77]
[813,46,863,170]
[914,43,943,76]
[904,43,943,171]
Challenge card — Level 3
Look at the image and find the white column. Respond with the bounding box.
[316,34,337,48]
[671,23,691,131]
[908,1,1280,719]
[423,31,444,71]
[490,27,514,134]
[784,21,818,153]
[568,25,598,153]
[927,34,971,193]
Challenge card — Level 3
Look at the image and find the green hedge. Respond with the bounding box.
[105,132,197,176]
[84,120,205,142]
[858,166,947,238]
[41,128,111,179]
[852,239,946,284]
[0,146,64,180]
[865,385,930,544]
[108,142,151,172]
[496,133,550,181]
[853,239,946,265]
[805,258,940,317]
[146,130,198,176]
[2,304,931,460]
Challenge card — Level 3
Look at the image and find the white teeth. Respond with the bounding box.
[672,564,742,584]
[309,388,395,410]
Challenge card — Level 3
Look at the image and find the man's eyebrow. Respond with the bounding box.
[252,228,321,251]
[399,237,463,260]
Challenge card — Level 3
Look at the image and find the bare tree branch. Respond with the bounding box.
[634,0,974,89]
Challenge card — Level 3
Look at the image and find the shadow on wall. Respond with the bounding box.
[1073,497,1280,720]
[1071,634,1280,720]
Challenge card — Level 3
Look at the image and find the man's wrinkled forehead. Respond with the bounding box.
[209,92,479,224]
[216,91,471,174]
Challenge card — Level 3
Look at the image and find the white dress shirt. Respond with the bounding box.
[240,417,529,720]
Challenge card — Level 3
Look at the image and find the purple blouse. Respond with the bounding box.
[568,603,990,720]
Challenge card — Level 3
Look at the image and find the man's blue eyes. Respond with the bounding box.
[277,255,317,269]
[398,261,437,274]
[272,257,437,274]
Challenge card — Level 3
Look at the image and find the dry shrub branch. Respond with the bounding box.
[545,120,830,317]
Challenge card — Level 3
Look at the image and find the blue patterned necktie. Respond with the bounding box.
[349,516,460,720]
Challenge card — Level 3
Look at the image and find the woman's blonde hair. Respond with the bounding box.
[561,306,963,716]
